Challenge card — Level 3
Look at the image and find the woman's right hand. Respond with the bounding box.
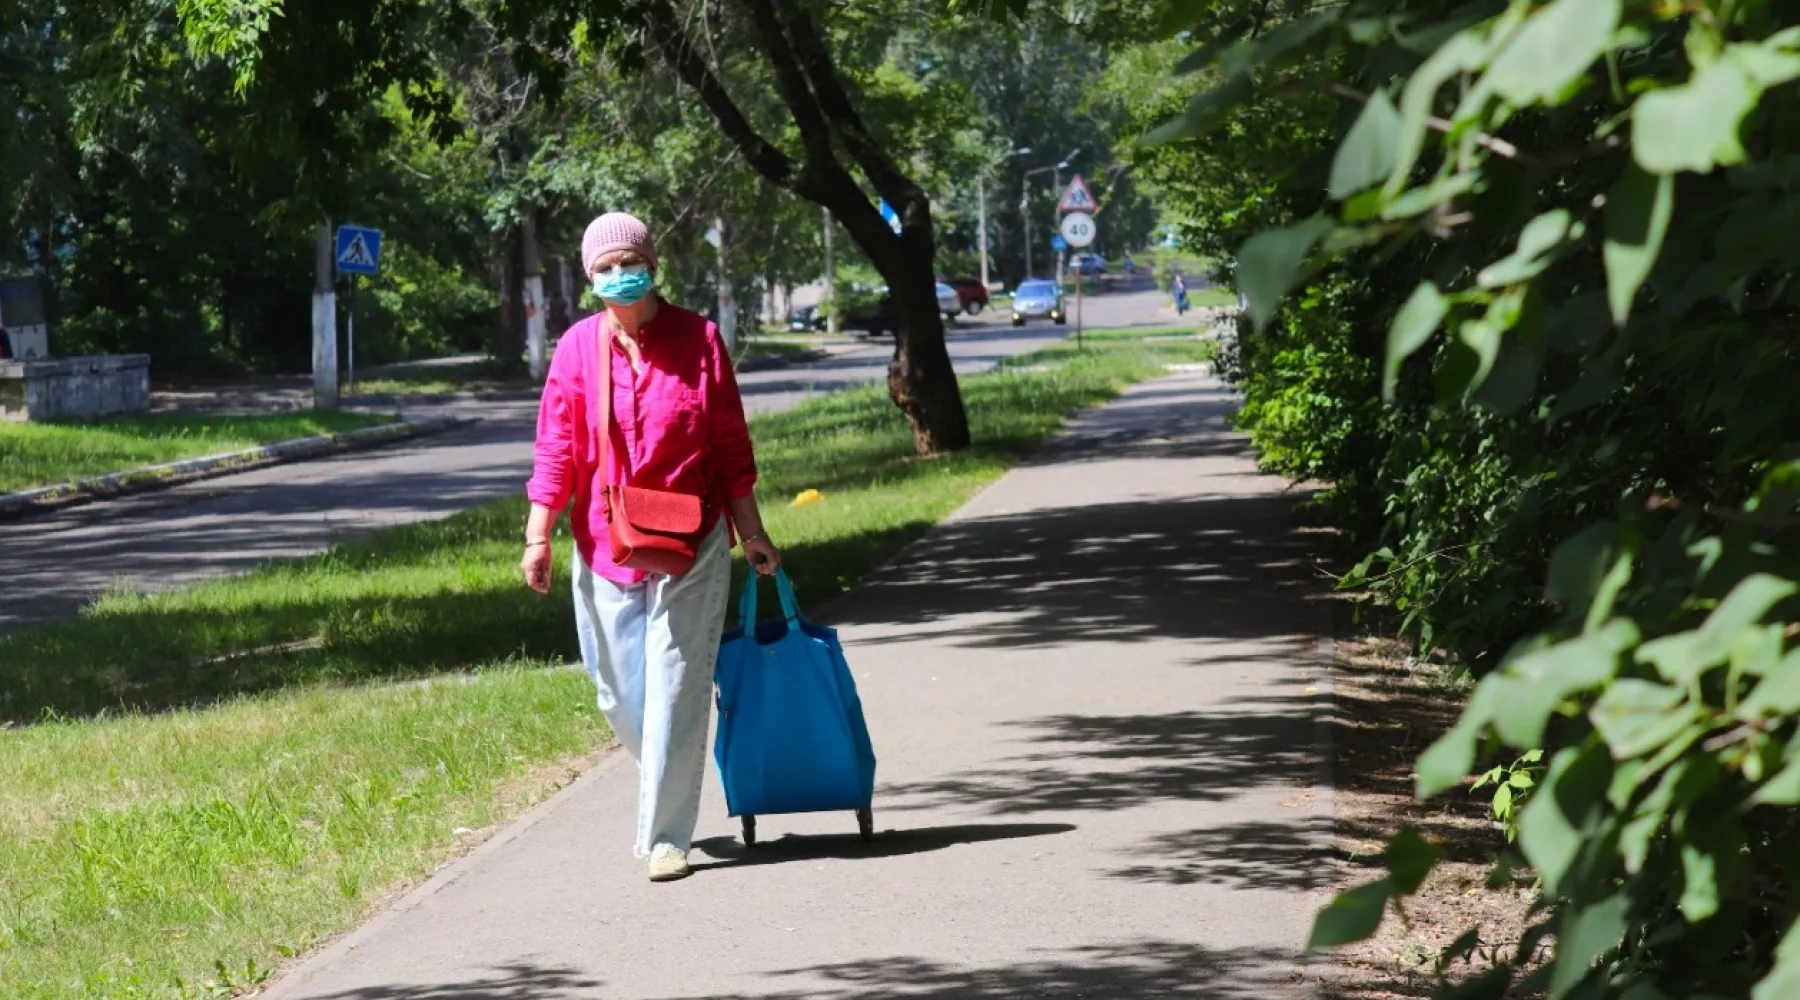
[521,542,553,593]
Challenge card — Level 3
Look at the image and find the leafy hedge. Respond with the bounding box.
[1156,1,1800,997]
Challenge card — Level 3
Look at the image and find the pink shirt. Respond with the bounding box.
[526,303,758,585]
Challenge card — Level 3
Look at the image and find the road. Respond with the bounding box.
[0,287,1193,636]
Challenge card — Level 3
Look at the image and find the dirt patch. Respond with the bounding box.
[1322,634,1543,999]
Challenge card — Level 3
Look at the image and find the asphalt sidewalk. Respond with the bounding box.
[261,362,1332,1000]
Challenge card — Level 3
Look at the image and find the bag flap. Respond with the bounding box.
[618,485,702,534]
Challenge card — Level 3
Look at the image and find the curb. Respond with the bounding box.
[0,416,466,522]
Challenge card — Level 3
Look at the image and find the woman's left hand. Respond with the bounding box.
[743,535,782,576]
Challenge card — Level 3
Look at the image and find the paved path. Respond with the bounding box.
[263,366,1332,1000]
[0,289,1192,636]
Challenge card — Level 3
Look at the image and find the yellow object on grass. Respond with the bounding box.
[791,489,824,507]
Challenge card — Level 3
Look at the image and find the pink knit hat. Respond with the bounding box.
[581,212,658,275]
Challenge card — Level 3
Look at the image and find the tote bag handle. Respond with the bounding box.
[739,566,803,630]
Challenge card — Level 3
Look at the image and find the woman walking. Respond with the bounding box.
[521,211,780,883]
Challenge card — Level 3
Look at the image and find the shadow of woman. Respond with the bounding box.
[690,821,1075,872]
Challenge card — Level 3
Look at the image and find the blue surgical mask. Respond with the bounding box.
[593,264,654,306]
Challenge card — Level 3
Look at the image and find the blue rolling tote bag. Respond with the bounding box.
[713,567,877,846]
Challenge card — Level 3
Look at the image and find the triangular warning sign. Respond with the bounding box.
[1058,175,1097,213]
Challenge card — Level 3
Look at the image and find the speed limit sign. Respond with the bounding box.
[1059,211,1097,249]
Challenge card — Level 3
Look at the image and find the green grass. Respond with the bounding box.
[732,337,823,367]
[345,360,535,397]
[1186,286,1239,309]
[0,327,1209,1000]
[0,412,393,494]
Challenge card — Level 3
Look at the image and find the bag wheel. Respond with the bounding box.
[742,815,757,848]
[856,807,875,842]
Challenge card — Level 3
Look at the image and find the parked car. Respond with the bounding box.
[786,304,826,332]
[842,287,895,338]
[935,282,962,322]
[1011,279,1066,327]
[1073,253,1107,277]
[944,277,990,316]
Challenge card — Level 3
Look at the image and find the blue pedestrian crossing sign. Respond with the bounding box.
[1051,234,1069,253]
[335,224,384,277]
[878,199,903,236]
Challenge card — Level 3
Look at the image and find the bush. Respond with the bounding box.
[1162,1,1800,997]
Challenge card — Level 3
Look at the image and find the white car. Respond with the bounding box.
[935,282,961,322]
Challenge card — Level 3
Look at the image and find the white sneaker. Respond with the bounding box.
[648,844,692,883]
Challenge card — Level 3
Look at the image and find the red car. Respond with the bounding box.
[944,277,990,316]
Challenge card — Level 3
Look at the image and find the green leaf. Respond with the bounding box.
[1545,522,1618,611]
[1680,839,1721,922]
[1518,742,1610,894]
[1739,649,1800,718]
[1726,40,1800,88]
[1484,0,1620,107]
[1751,748,1800,806]
[1384,827,1439,894]
[1417,717,1480,797]
[1386,31,1493,197]
[1603,165,1675,325]
[1308,878,1393,950]
[1478,210,1573,288]
[1633,58,1762,174]
[1752,914,1800,1000]
[1236,217,1334,333]
[1381,170,1482,221]
[1384,282,1448,400]
[1590,679,1693,759]
[1638,573,1797,684]
[1492,619,1638,748]
[1330,90,1402,199]
[1549,894,1629,999]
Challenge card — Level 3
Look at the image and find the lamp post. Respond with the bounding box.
[1021,148,1081,283]
[1052,148,1081,288]
[979,146,1031,292]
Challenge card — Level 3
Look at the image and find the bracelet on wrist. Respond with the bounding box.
[741,532,768,545]
[525,539,550,548]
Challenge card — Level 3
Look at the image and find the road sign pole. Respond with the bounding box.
[347,274,356,392]
[1077,268,1084,351]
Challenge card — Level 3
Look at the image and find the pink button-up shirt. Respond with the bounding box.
[526,303,757,585]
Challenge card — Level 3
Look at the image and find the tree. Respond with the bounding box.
[618,0,972,454]
[1151,1,1800,997]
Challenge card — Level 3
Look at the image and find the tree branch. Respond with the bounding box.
[735,0,836,168]
[771,1,932,245]
[635,0,797,188]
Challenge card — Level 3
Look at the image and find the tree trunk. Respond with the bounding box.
[495,227,528,375]
[640,0,970,453]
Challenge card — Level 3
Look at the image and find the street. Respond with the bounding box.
[0,287,1188,636]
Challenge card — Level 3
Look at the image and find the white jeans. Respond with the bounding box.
[572,522,731,857]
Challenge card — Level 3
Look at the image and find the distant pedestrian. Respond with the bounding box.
[1172,272,1190,316]
[522,211,781,883]
[1123,254,1137,276]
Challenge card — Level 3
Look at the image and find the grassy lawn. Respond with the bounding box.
[0,412,394,494]
[732,336,825,367]
[345,360,535,397]
[0,327,1209,999]
[1186,286,1240,309]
